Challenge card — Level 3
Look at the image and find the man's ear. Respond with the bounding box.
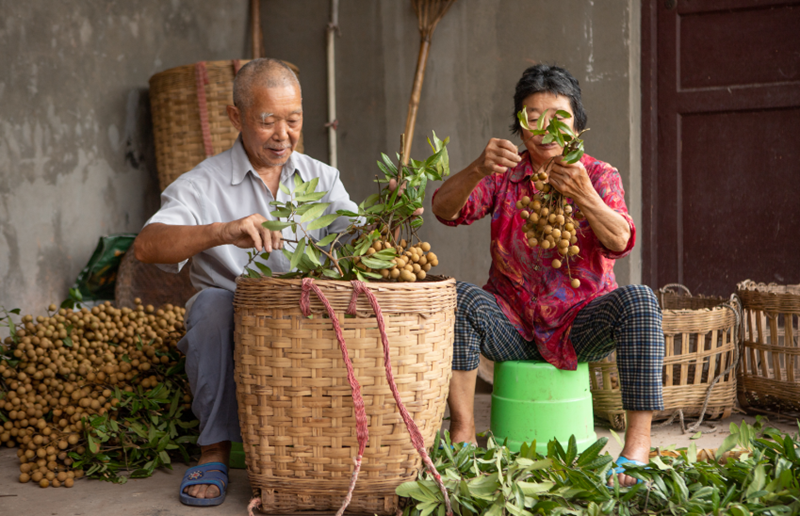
[227,105,242,132]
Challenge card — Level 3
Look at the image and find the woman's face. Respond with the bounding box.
[519,92,576,169]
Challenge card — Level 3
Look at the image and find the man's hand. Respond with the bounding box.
[476,138,522,177]
[218,214,284,253]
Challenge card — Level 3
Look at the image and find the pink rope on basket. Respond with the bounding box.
[347,280,452,516]
[247,278,451,516]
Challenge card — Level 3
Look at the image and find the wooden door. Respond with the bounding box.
[642,0,800,296]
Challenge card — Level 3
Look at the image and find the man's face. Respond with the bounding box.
[228,83,303,171]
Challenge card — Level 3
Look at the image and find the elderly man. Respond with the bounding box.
[134,58,358,506]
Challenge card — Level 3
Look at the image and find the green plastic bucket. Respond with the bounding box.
[490,361,597,454]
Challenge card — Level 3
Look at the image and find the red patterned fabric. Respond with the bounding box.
[433,151,635,370]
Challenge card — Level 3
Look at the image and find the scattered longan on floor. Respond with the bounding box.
[0,300,189,487]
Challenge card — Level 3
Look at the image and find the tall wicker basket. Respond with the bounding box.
[232,276,455,515]
[148,59,302,191]
[737,280,800,416]
[589,285,740,429]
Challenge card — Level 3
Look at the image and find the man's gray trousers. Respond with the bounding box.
[177,288,242,446]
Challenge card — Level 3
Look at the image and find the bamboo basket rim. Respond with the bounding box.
[737,279,800,295]
[235,274,455,290]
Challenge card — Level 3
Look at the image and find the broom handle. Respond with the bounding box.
[251,0,264,58]
[402,37,431,164]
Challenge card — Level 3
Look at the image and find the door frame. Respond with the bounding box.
[641,0,658,289]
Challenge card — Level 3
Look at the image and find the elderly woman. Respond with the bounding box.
[432,64,664,487]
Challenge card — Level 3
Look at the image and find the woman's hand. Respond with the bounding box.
[547,159,631,253]
[546,158,596,205]
[476,138,522,177]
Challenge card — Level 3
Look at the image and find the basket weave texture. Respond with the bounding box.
[232,276,455,514]
[114,251,196,309]
[590,285,739,429]
[737,280,800,414]
[148,59,302,192]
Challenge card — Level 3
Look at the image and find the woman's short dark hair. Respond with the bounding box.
[510,64,587,136]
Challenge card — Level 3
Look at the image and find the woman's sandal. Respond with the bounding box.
[606,456,647,487]
[179,462,229,507]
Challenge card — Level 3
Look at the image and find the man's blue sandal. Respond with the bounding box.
[607,456,646,487]
[179,462,229,507]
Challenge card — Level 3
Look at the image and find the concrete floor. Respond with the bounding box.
[1,382,796,516]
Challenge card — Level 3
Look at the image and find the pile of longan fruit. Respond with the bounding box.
[358,239,439,282]
[517,175,585,288]
[0,300,188,488]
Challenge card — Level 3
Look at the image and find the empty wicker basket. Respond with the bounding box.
[232,276,455,514]
[737,280,800,415]
[149,59,302,191]
[590,285,740,429]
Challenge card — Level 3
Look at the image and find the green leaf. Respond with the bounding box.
[304,177,320,194]
[293,173,303,190]
[715,432,740,460]
[516,480,554,496]
[360,256,393,270]
[279,182,291,195]
[321,269,343,280]
[517,108,532,132]
[305,245,321,267]
[255,262,272,277]
[555,110,572,120]
[295,191,326,202]
[300,202,331,223]
[307,214,339,231]
[565,435,577,466]
[316,233,338,247]
[563,149,583,164]
[289,240,306,271]
[335,209,359,218]
[536,108,548,131]
[262,220,291,231]
[381,153,398,174]
[576,437,607,467]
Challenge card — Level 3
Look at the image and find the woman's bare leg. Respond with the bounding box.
[608,410,653,487]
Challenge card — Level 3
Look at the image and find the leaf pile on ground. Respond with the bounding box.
[398,418,800,516]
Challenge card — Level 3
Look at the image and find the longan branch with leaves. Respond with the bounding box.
[242,133,450,283]
[516,107,589,288]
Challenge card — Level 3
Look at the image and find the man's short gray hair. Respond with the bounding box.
[233,58,301,113]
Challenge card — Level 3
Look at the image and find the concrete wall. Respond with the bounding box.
[263,0,642,289]
[0,1,248,315]
[0,0,641,316]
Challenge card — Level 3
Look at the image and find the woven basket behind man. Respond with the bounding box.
[737,280,800,416]
[149,59,302,192]
[233,276,455,515]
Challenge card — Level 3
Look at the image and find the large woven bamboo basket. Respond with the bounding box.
[590,285,739,429]
[737,280,800,416]
[233,276,456,514]
[148,59,302,191]
[114,251,196,309]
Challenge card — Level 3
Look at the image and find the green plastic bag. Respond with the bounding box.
[70,233,137,302]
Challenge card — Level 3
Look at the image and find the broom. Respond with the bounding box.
[402,0,457,164]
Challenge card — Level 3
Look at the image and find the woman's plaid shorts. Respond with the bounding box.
[454,282,664,412]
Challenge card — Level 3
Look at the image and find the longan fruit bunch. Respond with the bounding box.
[517,177,585,288]
[357,238,439,282]
[0,300,189,487]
